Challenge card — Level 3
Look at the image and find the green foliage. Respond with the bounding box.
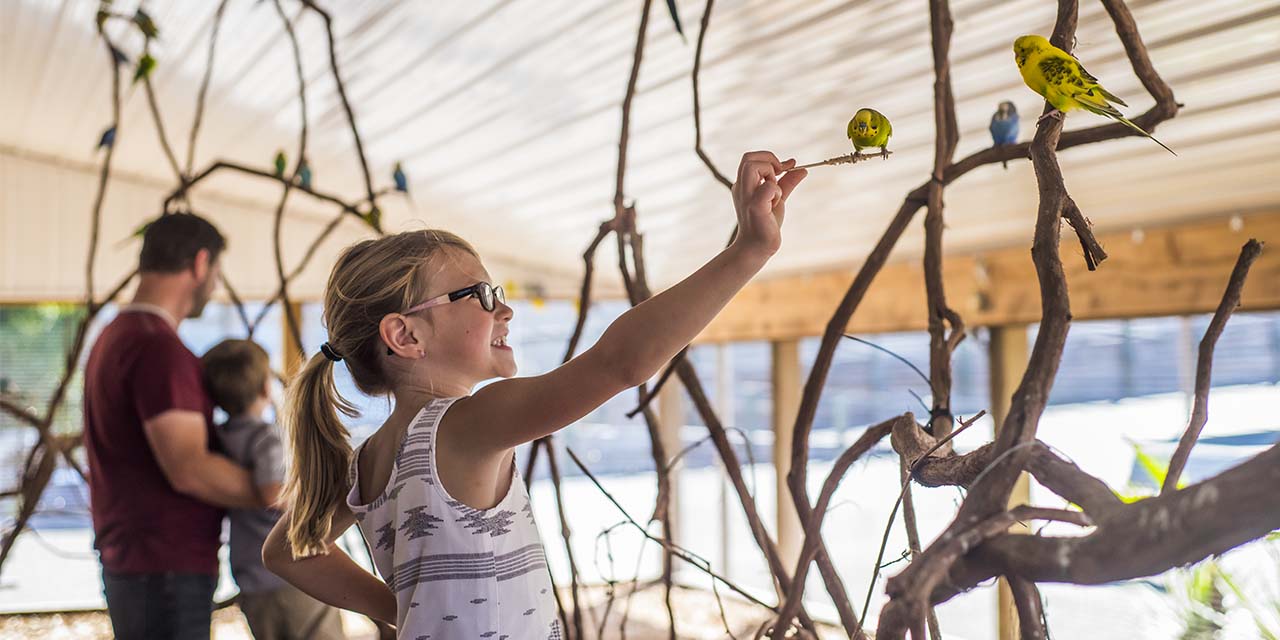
[0,304,86,433]
[1155,541,1280,639]
[1218,542,1280,639]
[1176,562,1226,640]
[1114,438,1185,503]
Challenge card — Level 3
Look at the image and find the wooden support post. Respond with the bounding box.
[283,301,305,379]
[657,372,684,546]
[989,324,1032,640]
[716,343,734,577]
[771,339,803,568]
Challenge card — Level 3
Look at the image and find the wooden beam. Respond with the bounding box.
[657,373,683,546]
[698,211,1280,343]
[989,325,1032,640]
[771,339,803,569]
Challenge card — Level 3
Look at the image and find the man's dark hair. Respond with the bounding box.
[139,213,226,273]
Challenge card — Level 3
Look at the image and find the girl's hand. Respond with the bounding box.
[730,151,807,258]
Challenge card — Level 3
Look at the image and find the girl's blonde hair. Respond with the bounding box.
[282,229,477,558]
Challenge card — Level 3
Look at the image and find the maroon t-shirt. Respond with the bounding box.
[83,309,223,575]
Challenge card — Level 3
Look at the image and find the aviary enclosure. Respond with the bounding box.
[0,0,1275,638]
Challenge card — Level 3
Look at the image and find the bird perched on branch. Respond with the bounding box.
[393,162,408,193]
[1013,34,1175,155]
[132,53,155,86]
[97,125,116,151]
[847,108,893,159]
[132,8,160,40]
[299,157,312,190]
[989,101,1019,169]
[274,150,287,178]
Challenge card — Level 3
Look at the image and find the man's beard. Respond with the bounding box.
[189,277,214,318]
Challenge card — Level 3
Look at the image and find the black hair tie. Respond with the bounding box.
[319,342,344,362]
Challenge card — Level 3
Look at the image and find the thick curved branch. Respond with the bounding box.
[1007,575,1047,640]
[877,506,1091,640]
[923,0,963,443]
[949,0,1079,526]
[935,442,1280,603]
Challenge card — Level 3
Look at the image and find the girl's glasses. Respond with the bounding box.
[402,282,506,315]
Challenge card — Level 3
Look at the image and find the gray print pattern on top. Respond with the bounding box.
[396,427,437,485]
[387,543,548,592]
[451,502,517,537]
[375,522,396,550]
[346,397,558,639]
[399,506,444,540]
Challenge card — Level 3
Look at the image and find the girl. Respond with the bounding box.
[262,152,807,638]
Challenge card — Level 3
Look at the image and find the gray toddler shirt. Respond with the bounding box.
[215,416,288,594]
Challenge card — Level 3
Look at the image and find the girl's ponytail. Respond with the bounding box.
[282,350,356,559]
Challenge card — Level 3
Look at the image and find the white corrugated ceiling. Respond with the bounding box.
[2,0,1278,301]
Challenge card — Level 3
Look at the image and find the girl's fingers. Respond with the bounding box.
[777,168,807,202]
[737,151,784,184]
[750,176,782,211]
[741,161,779,192]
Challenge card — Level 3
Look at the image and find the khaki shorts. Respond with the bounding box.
[238,584,346,640]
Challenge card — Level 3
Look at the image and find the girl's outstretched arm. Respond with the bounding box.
[453,151,806,451]
[263,502,397,624]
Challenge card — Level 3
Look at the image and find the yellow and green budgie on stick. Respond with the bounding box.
[847,108,893,159]
[1013,34,1174,155]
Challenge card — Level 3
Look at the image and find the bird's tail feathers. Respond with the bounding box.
[1113,114,1177,156]
[1097,86,1127,107]
[1074,92,1125,119]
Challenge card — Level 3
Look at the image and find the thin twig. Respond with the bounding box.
[691,0,732,189]
[860,412,985,631]
[220,271,253,336]
[142,72,187,194]
[545,445,585,640]
[625,346,685,418]
[186,0,230,176]
[844,335,931,387]
[299,0,380,210]
[1162,239,1263,493]
[565,448,777,612]
[791,151,893,171]
[270,0,309,352]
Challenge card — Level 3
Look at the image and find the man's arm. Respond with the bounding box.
[143,409,263,509]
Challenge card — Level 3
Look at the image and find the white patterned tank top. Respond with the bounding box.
[347,397,561,640]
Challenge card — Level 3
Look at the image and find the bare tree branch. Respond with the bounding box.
[1163,239,1263,493]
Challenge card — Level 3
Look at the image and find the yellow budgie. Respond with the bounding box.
[1013,34,1174,155]
[847,108,893,159]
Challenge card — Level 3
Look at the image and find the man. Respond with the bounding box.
[83,213,265,640]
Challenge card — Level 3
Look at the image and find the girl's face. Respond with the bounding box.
[391,248,517,393]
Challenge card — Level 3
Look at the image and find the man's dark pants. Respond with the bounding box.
[102,570,217,640]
